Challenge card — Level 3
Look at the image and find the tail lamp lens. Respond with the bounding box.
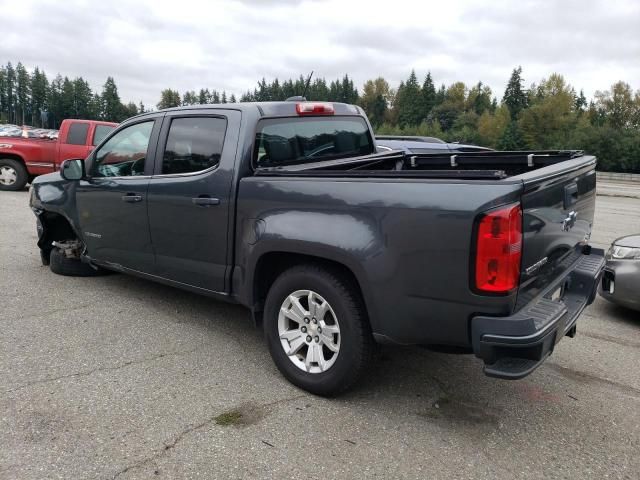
[475,204,522,293]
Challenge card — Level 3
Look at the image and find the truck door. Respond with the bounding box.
[146,109,241,293]
[75,118,162,272]
[58,121,94,162]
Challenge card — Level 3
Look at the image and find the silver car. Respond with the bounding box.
[599,234,640,311]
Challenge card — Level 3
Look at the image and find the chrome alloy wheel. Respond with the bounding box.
[278,290,341,373]
[0,166,17,186]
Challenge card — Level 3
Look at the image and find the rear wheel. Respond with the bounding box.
[264,264,373,396]
[49,247,106,277]
[0,159,28,191]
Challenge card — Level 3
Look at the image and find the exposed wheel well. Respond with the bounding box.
[39,212,78,256]
[252,252,369,326]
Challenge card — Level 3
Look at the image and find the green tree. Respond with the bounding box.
[421,72,436,117]
[594,81,638,129]
[359,77,390,127]
[519,74,575,148]
[182,90,197,105]
[157,89,181,109]
[503,66,528,120]
[15,62,30,125]
[5,62,15,123]
[73,77,93,119]
[30,67,48,126]
[497,120,526,150]
[396,70,422,127]
[101,77,125,122]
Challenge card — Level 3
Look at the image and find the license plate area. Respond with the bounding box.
[550,284,564,302]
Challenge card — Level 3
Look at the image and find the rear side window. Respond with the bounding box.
[255,117,374,168]
[93,125,116,146]
[161,117,227,174]
[66,122,89,145]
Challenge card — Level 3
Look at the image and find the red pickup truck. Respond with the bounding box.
[0,119,117,191]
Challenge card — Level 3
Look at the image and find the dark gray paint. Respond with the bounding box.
[30,101,601,350]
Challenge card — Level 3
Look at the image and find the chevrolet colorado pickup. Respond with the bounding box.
[30,100,605,395]
[0,119,116,191]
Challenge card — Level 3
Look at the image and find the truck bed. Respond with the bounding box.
[254,150,589,181]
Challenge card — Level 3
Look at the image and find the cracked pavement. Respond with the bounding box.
[1,189,639,479]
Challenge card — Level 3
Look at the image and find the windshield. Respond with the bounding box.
[255,116,374,168]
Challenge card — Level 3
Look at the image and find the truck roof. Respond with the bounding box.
[129,101,365,121]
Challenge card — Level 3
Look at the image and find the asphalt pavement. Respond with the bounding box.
[1,185,639,479]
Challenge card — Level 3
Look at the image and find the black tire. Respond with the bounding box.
[264,264,373,396]
[49,247,106,277]
[0,158,28,191]
[40,248,51,266]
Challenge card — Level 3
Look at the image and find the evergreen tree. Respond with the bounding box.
[30,67,48,126]
[221,91,227,104]
[5,62,15,123]
[182,90,197,105]
[497,120,526,149]
[157,89,181,109]
[229,94,237,103]
[396,70,422,126]
[575,89,587,114]
[503,66,528,119]
[73,78,93,119]
[101,77,124,122]
[421,72,436,117]
[15,62,30,125]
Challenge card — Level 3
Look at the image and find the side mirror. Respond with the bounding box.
[60,158,86,181]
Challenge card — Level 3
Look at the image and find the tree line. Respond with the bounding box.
[1,61,638,172]
[0,62,143,128]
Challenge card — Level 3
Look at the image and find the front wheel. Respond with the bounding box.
[49,247,107,277]
[264,264,373,396]
[0,158,28,191]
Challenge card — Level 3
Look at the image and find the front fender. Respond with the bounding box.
[30,173,83,241]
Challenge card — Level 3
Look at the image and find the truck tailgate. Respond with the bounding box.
[515,155,598,310]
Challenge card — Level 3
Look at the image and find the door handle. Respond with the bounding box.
[121,193,143,203]
[192,196,220,206]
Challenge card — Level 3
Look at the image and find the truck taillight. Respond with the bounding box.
[296,102,335,115]
[474,203,522,293]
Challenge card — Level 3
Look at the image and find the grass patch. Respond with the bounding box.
[214,410,243,426]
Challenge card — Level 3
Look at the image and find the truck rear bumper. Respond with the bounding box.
[471,247,605,380]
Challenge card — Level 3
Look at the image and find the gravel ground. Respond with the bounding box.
[1,188,639,480]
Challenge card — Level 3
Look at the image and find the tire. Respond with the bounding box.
[40,248,51,266]
[49,247,106,277]
[0,158,28,191]
[264,264,373,396]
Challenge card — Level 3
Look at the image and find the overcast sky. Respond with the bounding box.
[1,0,638,108]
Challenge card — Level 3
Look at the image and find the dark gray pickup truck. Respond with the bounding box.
[30,100,605,395]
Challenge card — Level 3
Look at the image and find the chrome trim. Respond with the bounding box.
[150,163,221,179]
[26,162,55,168]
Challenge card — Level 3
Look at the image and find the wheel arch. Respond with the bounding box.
[37,210,80,252]
[0,152,27,166]
[249,251,372,329]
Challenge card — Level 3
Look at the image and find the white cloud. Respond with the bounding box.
[0,0,638,107]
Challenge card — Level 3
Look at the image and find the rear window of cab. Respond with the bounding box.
[254,116,374,168]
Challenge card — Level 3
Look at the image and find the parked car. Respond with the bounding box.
[600,234,640,311]
[375,135,493,154]
[30,101,604,395]
[0,119,116,191]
